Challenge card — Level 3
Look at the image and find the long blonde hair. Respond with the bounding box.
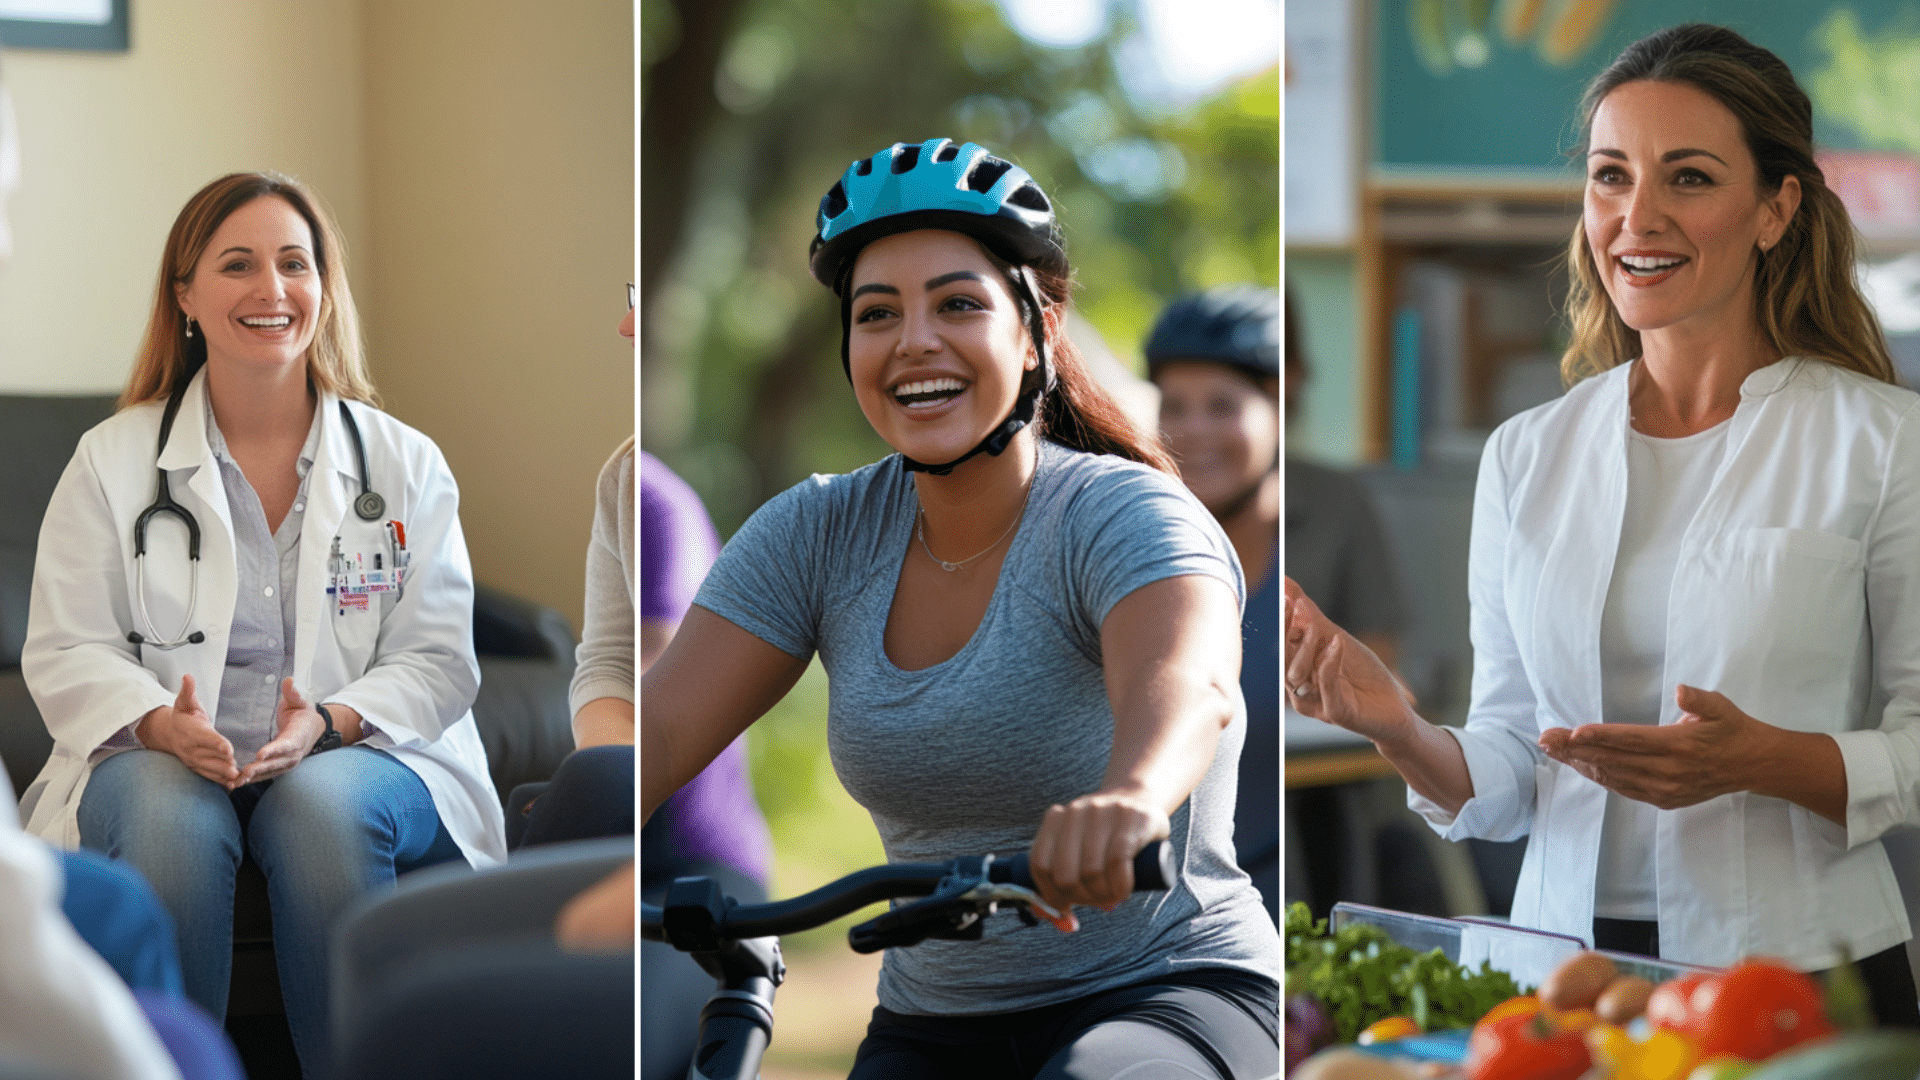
[120,172,376,409]
[1561,24,1895,386]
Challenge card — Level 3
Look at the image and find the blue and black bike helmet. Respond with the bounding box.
[1143,285,1282,385]
[810,138,1068,475]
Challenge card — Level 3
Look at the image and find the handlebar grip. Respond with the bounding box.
[998,839,1175,894]
[1132,839,1175,892]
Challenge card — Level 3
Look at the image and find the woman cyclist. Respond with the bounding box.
[642,139,1278,1077]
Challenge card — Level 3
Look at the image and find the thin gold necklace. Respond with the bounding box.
[917,480,1032,572]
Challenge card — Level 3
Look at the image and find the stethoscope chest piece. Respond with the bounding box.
[337,402,386,521]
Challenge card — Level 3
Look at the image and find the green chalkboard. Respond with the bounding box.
[1377,0,1920,171]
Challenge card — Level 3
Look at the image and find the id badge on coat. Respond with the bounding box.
[327,522,411,614]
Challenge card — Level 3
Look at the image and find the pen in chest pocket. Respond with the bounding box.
[328,522,408,614]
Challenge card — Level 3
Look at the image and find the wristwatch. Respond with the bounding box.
[312,704,343,754]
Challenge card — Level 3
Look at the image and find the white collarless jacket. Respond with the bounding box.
[1410,357,1920,970]
[18,369,506,867]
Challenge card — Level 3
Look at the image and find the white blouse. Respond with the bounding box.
[1411,357,1920,970]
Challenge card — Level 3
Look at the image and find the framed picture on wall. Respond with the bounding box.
[0,0,127,51]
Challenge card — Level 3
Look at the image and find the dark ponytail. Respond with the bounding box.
[1000,259,1177,476]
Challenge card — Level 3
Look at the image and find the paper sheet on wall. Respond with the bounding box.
[0,84,19,259]
[1284,0,1357,246]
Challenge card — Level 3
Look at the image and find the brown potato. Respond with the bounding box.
[1541,951,1619,1011]
[1595,974,1655,1025]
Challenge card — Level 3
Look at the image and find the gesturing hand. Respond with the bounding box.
[1537,685,1764,810]
[136,674,240,787]
[1027,792,1170,931]
[235,679,328,788]
[1283,577,1415,743]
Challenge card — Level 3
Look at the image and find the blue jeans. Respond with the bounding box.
[78,746,464,1079]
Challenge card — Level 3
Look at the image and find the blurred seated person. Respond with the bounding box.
[637,446,775,1080]
[1144,285,1282,921]
[3,758,240,1080]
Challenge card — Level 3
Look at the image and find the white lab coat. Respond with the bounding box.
[1412,357,1920,970]
[18,368,506,867]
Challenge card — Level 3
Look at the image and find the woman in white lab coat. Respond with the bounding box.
[17,171,505,1077]
[1285,24,1920,1025]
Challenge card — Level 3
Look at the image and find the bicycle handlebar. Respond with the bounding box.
[641,839,1175,945]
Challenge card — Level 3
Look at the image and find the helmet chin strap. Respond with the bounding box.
[900,380,1037,475]
[843,264,1055,478]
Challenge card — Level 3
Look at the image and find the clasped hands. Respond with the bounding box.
[1285,575,1766,810]
[135,674,331,790]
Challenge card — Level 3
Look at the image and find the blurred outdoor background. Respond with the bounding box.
[640,0,1277,1073]
[1285,0,1920,983]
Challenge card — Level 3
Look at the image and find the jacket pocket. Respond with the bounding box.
[1684,528,1866,730]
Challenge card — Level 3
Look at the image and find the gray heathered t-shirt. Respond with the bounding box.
[694,438,1280,1016]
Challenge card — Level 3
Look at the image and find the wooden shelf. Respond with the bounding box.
[1286,746,1399,789]
[1357,182,1578,461]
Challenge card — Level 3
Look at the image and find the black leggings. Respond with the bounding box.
[1592,918,1920,1030]
[848,969,1279,1080]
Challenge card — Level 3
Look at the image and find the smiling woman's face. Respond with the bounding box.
[1584,79,1799,340]
[1155,360,1279,514]
[846,229,1033,464]
[175,194,324,380]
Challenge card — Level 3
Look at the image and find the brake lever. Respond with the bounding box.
[955,882,1074,933]
[846,862,1079,953]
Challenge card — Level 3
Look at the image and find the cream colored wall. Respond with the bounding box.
[364,1,634,631]
[0,0,366,392]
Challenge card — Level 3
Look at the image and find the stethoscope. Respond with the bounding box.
[128,381,387,650]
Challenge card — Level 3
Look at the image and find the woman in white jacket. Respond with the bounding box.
[1286,24,1920,1025]
[18,172,505,1076]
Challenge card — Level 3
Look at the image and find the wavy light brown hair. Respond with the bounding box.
[1561,23,1895,386]
[120,171,375,409]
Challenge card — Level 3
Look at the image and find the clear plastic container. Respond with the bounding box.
[1329,903,1720,991]
[1331,902,1587,992]
[1593,949,1717,985]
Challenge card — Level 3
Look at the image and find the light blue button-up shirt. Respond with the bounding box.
[205,396,320,764]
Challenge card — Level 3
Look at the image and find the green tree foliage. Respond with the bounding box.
[641,0,1278,536]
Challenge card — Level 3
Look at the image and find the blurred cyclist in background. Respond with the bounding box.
[1146,285,1281,922]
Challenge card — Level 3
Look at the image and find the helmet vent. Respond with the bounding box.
[821,181,848,220]
[855,157,874,176]
[890,144,921,173]
[1007,182,1050,212]
[933,142,960,163]
[966,157,1014,192]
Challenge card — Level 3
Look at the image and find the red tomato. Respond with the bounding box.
[1466,1010,1593,1080]
[1647,972,1717,1037]
[1693,959,1832,1062]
